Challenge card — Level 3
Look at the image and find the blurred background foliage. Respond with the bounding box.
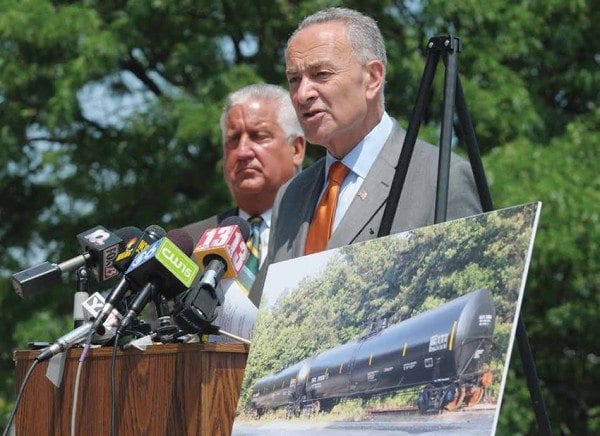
[0,0,597,434]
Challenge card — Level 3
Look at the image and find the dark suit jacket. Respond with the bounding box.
[182,208,237,246]
[250,120,482,306]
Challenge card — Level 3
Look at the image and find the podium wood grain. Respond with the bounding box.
[13,343,248,435]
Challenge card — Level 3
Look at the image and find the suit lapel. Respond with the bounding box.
[217,208,238,224]
[327,122,406,248]
[292,160,326,258]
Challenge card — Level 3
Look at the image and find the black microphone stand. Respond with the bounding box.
[74,267,90,328]
[152,293,185,343]
[378,35,551,435]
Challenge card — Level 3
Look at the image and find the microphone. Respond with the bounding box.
[81,291,124,343]
[118,229,197,333]
[83,226,141,283]
[36,288,131,362]
[192,216,251,292]
[112,226,157,273]
[89,225,166,334]
[36,323,97,362]
[172,217,250,334]
[10,226,141,298]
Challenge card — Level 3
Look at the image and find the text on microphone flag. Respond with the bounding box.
[126,237,199,289]
[194,224,248,277]
[156,239,198,287]
[76,225,123,282]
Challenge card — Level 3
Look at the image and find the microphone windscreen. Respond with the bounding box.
[221,216,251,241]
[166,228,195,257]
[145,224,167,239]
[114,226,142,252]
[113,225,165,273]
[115,226,143,242]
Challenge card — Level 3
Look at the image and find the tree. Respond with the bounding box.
[485,112,600,435]
[0,1,597,433]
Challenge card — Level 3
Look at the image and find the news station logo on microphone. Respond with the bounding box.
[76,225,122,282]
[194,224,248,278]
[112,229,151,272]
[126,237,199,291]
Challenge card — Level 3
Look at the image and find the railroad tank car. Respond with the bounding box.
[251,359,311,416]
[250,288,495,415]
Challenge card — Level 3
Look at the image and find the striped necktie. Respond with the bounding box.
[245,215,263,276]
[236,215,263,296]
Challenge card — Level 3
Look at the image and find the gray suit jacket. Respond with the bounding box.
[250,120,482,305]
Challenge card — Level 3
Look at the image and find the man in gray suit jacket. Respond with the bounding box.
[183,84,305,298]
[251,8,481,305]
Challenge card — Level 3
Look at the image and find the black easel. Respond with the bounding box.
[378,35,552,435]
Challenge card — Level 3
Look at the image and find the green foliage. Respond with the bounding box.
[361,389,420,410]
[329,398,366,421]
[496,367,536,436]
[0,0,597,434]
[486,111,600,434]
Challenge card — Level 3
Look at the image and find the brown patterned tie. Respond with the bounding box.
[304,161,350,255]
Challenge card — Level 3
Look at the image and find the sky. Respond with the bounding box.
[261,248,338,310]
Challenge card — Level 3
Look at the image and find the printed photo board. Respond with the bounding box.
[233,202,541,435]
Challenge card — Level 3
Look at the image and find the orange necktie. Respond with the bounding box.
[304,161,350,255]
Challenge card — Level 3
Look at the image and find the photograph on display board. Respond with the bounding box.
[233,202,541,436]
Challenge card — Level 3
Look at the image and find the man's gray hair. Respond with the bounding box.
[290,7,387,67]
[288,7,387,107]
[220,84,303,143]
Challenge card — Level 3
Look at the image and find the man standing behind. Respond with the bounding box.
[254,8,481,305]
[184,84,305,297]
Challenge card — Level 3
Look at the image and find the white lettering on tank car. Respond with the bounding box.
[428,333,449,352]
[403,361,417,370]
[367,370,379,381]
[479,314,493,326]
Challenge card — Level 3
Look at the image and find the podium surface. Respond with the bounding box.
[13,342,248,435]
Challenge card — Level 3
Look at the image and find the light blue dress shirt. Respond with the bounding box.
[322,112,394,231]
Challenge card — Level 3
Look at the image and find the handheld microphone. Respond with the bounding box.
[192,216,250,292]
[112,226,155,273]
[172,217,250,334]
[118,229,197,332]
[10,226,141,298]
[89,225,166,334]
[36,323,97,362]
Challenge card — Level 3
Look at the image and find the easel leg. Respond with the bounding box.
[382,34,553,434]
[516,319,553,435]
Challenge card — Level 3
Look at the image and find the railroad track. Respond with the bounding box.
[366,402,497,416]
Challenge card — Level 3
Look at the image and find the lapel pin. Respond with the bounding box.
[357,190,368,200]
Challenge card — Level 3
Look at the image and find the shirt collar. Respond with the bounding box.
[324,112,393,179]
[238,208,272,228]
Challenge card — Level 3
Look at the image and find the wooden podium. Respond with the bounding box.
[13,342,248,435]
